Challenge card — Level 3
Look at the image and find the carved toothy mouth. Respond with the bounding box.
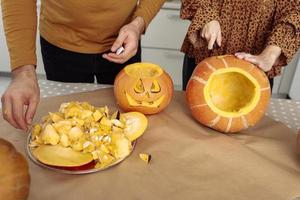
[125,93,165,108]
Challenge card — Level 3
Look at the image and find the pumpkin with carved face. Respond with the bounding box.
[114,63,174,114]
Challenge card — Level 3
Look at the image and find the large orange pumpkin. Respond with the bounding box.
[114,63,173,114]
[0,139,30,200]
[186,55,271,133]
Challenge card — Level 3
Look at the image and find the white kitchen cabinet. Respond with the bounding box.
[141,6,190,90]
[142,48,185,89]
[142,9,190,50]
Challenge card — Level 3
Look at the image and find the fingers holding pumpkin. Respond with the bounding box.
[235,52,273,72]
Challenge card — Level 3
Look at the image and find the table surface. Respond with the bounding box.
[38,80,300,131]
[1,87,300,200]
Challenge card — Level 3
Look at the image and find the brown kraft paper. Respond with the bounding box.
[0,88,300,200]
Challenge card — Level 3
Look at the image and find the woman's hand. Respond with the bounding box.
[235,45,282,72]
[201,20,222,50]
[103,16,145,64]
[1,65,40,131]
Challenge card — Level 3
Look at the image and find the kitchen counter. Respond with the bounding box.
[38,80,300,132]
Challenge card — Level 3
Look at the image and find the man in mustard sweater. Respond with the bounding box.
[1,0,165,131]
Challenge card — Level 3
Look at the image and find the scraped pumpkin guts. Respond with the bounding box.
[29,102,148,169]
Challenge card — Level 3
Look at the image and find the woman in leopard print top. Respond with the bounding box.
[181,0,300,90]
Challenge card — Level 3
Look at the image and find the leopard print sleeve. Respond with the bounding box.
[182,0,223,48]
[267,0,300,66]
[180,0,201,20]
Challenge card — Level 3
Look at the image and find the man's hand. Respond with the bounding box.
[235,45,282,72]
[1,65,40,131]
[103,16,145,64]
[201,20,222,50]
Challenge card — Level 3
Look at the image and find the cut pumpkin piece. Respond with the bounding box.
[121,112,148,141]
[139,153,151,164]
[32,145,93,167]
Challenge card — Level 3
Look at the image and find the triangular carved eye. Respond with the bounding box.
[134,79,145,93]
[150,80,161,93]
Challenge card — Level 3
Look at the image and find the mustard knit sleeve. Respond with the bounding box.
[267,0,300,66]
[133,0,166,31]
[1,0,37,70]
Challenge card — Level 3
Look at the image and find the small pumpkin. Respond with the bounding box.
[186,55,271,133]
[114,63,174,114]
[0,139,30,200]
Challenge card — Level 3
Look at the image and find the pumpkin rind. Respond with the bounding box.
[121,112,148,141]
[186,55,271,133]
[32,145,94,167]
[114,63,174,114]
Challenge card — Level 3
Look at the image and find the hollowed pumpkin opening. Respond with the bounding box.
[125,63,163,78]
[204,68,260,118]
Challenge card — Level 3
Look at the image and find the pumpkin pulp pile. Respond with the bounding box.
[30,102,147,169]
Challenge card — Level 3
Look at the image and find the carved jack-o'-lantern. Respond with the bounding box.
[114,63,173,114]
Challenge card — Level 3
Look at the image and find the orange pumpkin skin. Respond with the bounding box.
[186,55,271,133]
[114,63,173,114]
[0,139,30,200]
